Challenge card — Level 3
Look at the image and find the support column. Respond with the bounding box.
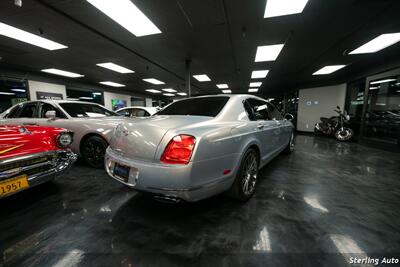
[185,59,191,97]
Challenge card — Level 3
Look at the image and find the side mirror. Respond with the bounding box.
[284,113,294,121]
[45,110,56,120]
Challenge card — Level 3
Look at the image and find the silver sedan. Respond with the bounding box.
[105,95,294,202]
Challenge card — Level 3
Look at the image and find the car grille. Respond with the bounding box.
[0,153,63,180]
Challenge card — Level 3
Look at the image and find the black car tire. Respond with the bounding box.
[283,131,295,154]
[227,148,259,202]
[81,135,108,168]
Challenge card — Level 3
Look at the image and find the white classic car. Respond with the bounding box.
[0,100,128,168]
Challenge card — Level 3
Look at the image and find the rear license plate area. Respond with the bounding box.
[113,163,130,182]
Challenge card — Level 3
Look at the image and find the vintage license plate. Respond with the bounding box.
[113,163,130,182]
[0,175,29,197]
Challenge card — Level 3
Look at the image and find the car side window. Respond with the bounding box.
[40,103,66,119]
[117,109,131,117]
[5,105,22,118]
[266,103,283,120]
[131,108,149,117]
[18,103,38,118]
[247,98,269,120]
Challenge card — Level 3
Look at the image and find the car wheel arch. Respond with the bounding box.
[79,133,109,155]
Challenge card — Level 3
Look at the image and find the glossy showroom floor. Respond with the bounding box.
[1,135,399,267]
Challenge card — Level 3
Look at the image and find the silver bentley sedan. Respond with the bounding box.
[105,95,294,202]
[0,100,127,168]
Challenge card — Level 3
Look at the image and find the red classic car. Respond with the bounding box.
[0,125,77,198]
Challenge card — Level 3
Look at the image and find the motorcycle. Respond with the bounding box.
[314,106,354,141]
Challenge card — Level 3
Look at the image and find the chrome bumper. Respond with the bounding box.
[0,150,77,197]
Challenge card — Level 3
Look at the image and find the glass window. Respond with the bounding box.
[18,103,38,118]
[157,97,229,117]
[59,103,117,118]
[39,103,66,119]
[247,98,269,120]
[5,105,22,118]
[267,103,283,120]
[131,108,149,117]
[363,75,400,147]
[117,109,131,117]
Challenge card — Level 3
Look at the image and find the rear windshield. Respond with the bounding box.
[59,103,117,118]
[157,97,229,117]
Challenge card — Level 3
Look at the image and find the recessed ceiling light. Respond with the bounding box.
[41,68,84,78]
[10,88,26,92]
[86,0,161,37]
[177,92,187,96]
[79,97,94,100]
[313,65,346,75]
[96,62,134,73]
[248,89,259,93]
[0,22,67,50]
[349,33,400,54]
[264,0,309,18]
[370,78,396,85]
[99,81,125,87]
[0,92,15,95]
[163,93,175,97]
[255,44,284,62]
[222,90,232,94]
[251,70,269,79]
[162,88,177,93]
[369,86,380,90]
[250,82,262,87]
[92,92,102,95]
[193,74,211,82]
[217,84,228,89]
[142,78,165,85]
[145,89,161,93]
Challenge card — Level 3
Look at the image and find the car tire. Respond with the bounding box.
[283,131,295,154]
[228,148,259,202]
[81,135,108,168]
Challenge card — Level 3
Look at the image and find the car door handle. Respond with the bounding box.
[23,122,37,126]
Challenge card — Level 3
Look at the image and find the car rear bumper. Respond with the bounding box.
[0,150,77,198]
[105,147,235,202]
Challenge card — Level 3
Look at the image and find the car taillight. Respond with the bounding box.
[160,135,196,165]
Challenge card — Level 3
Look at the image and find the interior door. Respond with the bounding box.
[246,98,281,162]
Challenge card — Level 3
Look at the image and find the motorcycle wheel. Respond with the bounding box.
[314,125,321,135]
[334,128,354,141]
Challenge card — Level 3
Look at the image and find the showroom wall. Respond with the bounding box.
[297,84,346,132]
[103,91,132,111]
[28,80,67,100]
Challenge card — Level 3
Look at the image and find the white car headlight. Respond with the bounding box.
[57,132,73,148]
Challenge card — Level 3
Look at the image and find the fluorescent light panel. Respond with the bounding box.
[162,88,177,93]
[251,70,269,79]
[145,89,161,93]
[313,65,346,75]
[370,78,396,85]
[349,33,400,54]
[250,82,262,87]
[142,78,165,85]
[193,74,211,82]
[222,90,232,94]
[248,89,259,93]
[163,93,175,96]
[255,44,284,62]
[264,0,309,18]
[96,62,134,73]
[217,84,228,89]
[0,22,67,50]
[41,68,84,78]
[10,88,26,92]
[99,81,125,87]
[0,92,15,95]
[86,0,161,37]
[177,92,187,96]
